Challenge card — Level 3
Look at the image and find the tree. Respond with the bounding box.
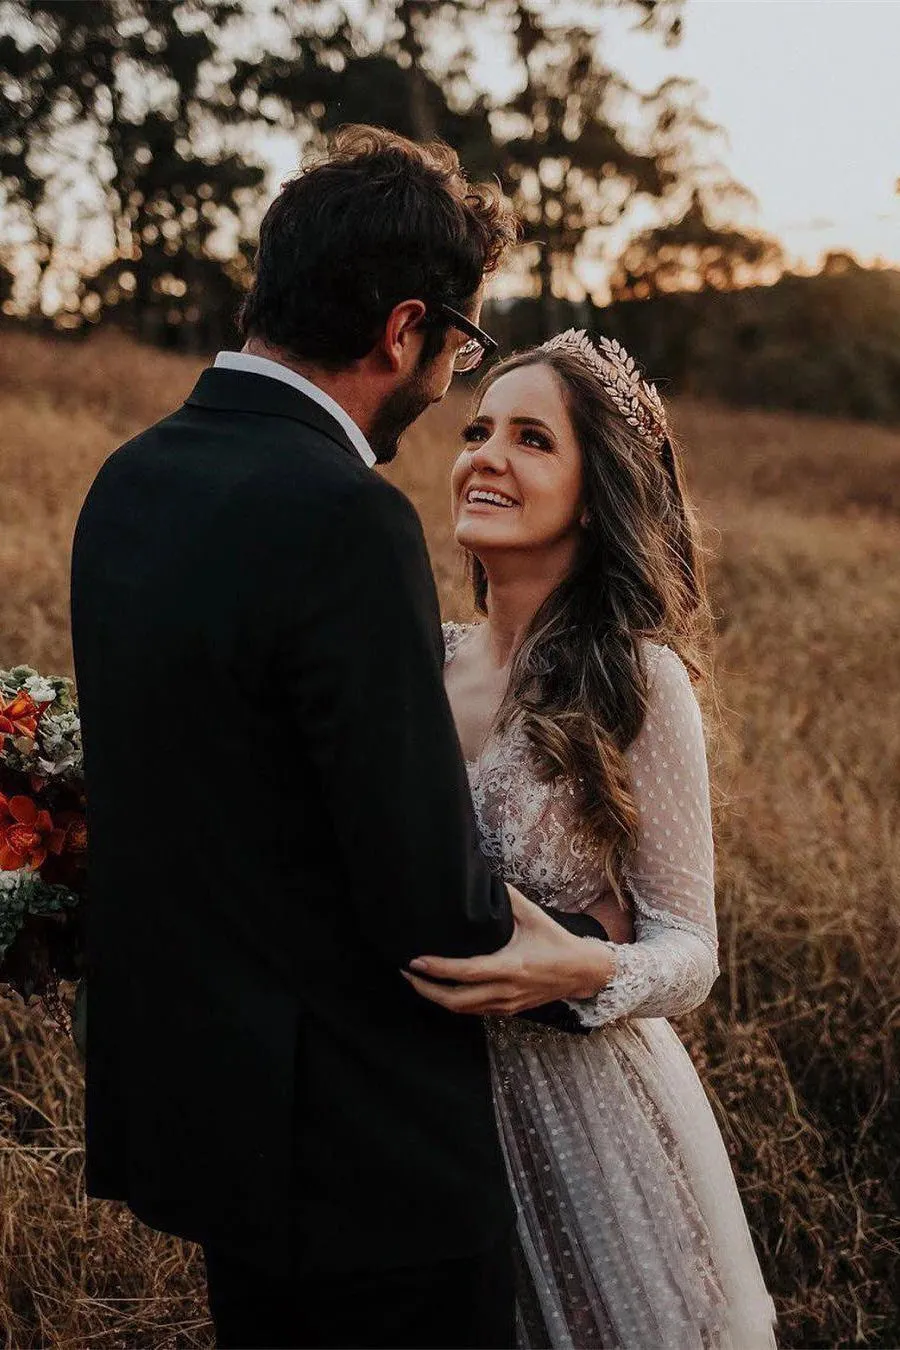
[493,6,655,306]
[0,0,267,345]
[820,249,862,277]
[0,0,751,344]
[0,254,14,316]
[241,0,496,176]
[610,188,785,299]
[246,0,720,330]
[483,0,735,330]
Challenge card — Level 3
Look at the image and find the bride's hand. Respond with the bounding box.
[401,886,616,1015]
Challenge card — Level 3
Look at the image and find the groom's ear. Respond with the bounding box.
[381,299,429,373]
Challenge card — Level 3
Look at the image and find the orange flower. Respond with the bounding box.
[57,812,88,854]
[0,689,43,752]
[0,793,67,871]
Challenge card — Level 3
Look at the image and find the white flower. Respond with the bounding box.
[42,711,79,739]
[24,675,56,704]
[36,753,78,777]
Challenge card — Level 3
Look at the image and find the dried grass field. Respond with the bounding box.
[1,328,898,1348]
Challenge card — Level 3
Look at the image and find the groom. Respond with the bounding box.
[71,125,606,1350]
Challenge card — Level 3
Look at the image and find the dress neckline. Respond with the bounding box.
[443,622,495,769]
[443,620,475,667]
[445,622,670,772]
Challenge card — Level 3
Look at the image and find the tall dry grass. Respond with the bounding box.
[0,329,898,1347]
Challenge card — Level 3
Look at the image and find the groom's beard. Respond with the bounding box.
[369,363,435,465]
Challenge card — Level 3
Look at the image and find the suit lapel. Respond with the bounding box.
[184,368,360,461]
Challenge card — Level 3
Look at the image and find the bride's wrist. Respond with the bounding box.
[568,937,617,1000]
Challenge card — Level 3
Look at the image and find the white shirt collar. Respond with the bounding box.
[213,350,376,469]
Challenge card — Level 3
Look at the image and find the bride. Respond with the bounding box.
[404,331,778,1349]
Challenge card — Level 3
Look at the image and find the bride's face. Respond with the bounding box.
[451,363,584,559]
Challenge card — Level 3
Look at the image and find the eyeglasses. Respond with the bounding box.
[433,303,499,374]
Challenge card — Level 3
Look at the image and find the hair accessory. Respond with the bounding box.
[540,329,668,452]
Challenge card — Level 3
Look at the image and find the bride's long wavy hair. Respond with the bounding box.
[468,346,715,903]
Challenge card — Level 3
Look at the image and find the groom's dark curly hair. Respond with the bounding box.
[238,125,520,367]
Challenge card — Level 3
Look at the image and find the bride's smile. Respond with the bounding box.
[451,362,586,561]
[464,486,519,509]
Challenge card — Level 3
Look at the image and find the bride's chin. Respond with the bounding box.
[455,522,515,552]
[455,529,490,555]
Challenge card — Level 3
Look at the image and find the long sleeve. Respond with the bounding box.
[273,473,513,969]
[567,644,719,1028]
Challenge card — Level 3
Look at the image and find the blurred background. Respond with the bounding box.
[3,0,900,413]
[1,2,898,1347]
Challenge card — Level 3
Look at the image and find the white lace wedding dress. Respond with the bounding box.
[443,623,777,1350]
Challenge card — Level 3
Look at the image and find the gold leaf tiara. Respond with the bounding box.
[540,329,668,452]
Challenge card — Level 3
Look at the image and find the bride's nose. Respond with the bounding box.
[470,432,508,474]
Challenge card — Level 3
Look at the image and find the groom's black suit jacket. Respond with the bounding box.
[71,368,519,1277]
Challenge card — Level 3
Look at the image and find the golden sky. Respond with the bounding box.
[599,0,900,268]
[244,1,900,286]
[24,0,900,309]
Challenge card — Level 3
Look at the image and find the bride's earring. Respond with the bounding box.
[580,508,591,529]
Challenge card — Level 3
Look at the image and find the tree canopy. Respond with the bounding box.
[610,189,785,299]
[1,0,265,344]
[0,0,759,345]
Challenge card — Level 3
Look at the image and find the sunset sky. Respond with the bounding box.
[12,0,900,307]
[450,0,900,281]
[613,0,900,268]
[605,1,897,270]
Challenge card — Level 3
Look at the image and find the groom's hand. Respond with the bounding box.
[401,886,615,1015]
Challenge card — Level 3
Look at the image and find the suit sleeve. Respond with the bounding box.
[273,474,513,968]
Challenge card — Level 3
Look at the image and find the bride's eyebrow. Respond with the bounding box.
[510,416,554,434]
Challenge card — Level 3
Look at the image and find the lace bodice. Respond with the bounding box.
[443,622,719,1028]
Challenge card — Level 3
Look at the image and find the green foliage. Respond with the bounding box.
[0,872,79,964]
[611,188,785,298]
[489,4,725,300]
[0,876,26,962]
[0,666,82,782]
[1,0,731,335]
[0,0,266,345]
[0,665,73,707]
[252,0,720,302]
[0,255,13,311]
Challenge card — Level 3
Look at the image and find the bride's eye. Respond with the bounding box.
[521,427,553,451]
[462,422,489,443]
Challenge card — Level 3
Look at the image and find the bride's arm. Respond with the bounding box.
[402,644,716,1020]
[565,644,720,1028]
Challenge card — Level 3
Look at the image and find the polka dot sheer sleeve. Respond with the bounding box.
[567,645,720,1028]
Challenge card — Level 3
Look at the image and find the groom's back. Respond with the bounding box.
[71,370,513,1275]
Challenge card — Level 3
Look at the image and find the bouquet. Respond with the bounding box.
[0,665,87,1033]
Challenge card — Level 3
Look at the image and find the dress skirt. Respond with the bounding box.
[488,1015,778,1350]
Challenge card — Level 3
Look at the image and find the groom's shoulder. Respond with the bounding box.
[243,468,428,603]
[289,463,425,554]
[241,439,425,550]
[90,395,426,552]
